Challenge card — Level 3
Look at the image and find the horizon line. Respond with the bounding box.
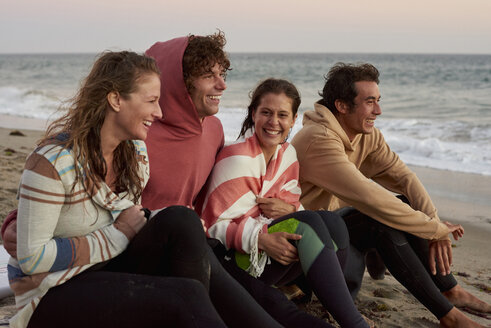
[1,50,490,56]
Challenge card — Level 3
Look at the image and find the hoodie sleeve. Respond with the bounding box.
[298,128,450,241]
[359,132,442,228]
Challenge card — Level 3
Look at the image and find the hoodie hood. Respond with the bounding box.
[141,36,225,210]
[146,37,203,139]
[303,101,355,151]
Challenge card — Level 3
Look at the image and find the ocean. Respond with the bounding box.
[1,53,490,175]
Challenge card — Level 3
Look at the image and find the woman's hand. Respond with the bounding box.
[114,205,147,239]
[442,221,464,240]
[256,197,296,219]
[257,231,302,265]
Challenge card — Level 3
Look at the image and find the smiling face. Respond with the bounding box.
[115,73,162,141]
[252,92,297,162]
[337,81,381,141]
[189,63,227,119]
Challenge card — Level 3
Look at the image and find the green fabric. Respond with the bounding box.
[235,251,251,271]
[235,217,338,274]
[294,221,326,273]
[268,218,299,234]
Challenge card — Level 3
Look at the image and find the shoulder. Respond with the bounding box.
[202,116,224,145]
[131,140,150,184]
[132,140,148,158]
[359,127,388,151]
[202,116,224,138]
[25,144,75,181]
[282,142,298,158]
[203,115,223,128]
[217,135,261,161]
[292,123,342,157]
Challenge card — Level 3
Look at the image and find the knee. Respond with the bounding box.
[294,211,335,249]
[317,211,350,249]
[376,224,409,247]
[296,210,326,233]
[152,206,204,237]
[173,277,208,296]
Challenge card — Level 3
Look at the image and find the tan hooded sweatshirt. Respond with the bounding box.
[291,102,450,241]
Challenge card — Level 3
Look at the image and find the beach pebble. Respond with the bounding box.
[9,130,25,137]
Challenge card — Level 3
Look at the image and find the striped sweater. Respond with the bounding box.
[8,140,149,328]
[200,133,302,276]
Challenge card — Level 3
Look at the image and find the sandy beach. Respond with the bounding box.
[0,124,490,327]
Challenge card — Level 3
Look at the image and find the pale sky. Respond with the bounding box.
[1,0,490,54]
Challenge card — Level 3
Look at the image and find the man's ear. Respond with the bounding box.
[107,91,121,112]
[335,99,349,114]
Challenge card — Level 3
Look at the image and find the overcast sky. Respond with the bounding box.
[1,0,490,54]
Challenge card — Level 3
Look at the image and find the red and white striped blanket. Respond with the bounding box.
[200,133,302,276]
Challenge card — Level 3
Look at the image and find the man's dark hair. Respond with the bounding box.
[319,63,379,115]
[182,30,231,91]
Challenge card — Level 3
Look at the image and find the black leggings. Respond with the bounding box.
[29,272,225,328]
[341,207,457,319]
[29,206,282,328]
[224,210,367,328]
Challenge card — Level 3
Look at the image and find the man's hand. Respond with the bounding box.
[256,197,296,219]
[3,220,17,258]
[428,239,453,275]
[442,221,464,240]
[428,221,464,275]
[257,231,302,265]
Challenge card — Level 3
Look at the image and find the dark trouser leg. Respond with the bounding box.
[316,210,350,270]
[262,211,368,328]
[214,243,333,328]
[110,206,282,328]
[404,232,459,293]
[343,210,456,319]
[108,206,211,290]
[28,271,226,328]
[206,246,283,328]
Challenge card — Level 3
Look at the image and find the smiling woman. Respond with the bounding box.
[252,92,297,163]
[105,73,162,142]
[201,78,371,328]
[6,51,230,328]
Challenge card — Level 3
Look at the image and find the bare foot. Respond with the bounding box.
[443,285,491,313]
[440,307,484,328]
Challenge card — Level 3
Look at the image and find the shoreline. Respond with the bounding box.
[1,119,490,228]
[0,126,490,327]
[0,114,50,131]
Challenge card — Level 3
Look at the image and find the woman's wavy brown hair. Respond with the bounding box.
[41,51,160,201]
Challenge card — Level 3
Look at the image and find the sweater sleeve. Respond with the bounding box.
[301,133,450,241]
[16,152,130,275]
[360,133,441,224]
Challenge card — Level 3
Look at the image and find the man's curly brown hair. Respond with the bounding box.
[182,30,231,91]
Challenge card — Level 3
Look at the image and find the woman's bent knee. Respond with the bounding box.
[152,206,204,235]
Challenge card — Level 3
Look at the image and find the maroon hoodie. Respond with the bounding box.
[142,37,225,210]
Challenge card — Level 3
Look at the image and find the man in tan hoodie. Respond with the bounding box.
[291,63,490,327]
